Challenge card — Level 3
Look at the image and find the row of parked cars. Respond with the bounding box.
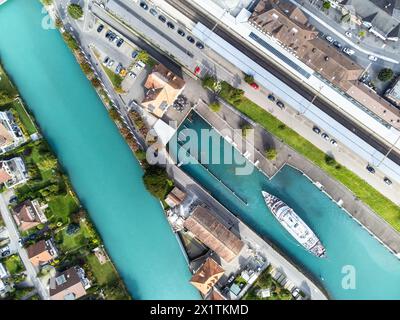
[313,126,338,146]
[139,1,204,49]
[267,93,285,109]
[98,24,125,48]
[324,34,378,61]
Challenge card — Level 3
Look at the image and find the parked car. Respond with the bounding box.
[196,42,204,49]
[330,139,338,147]
[194,66,201,75]
[158,15,166,23]
[384,177,392,185]
[131,50,139,59]
[345,31,352,38]
[321,133,330,141]
[139,2,149,10]
[115,63,122,74]
[135,61,146,69]
[267,94,275,101]
[187,35,195,44]
[250,82,259,90]
[128,71,137,79]
[276,100,285,109]
[333,40,342,49]
[97,24,104,33]
[366,164,375,174]
[107,59,115,67]
[383,177,392,185]
[177,29,186,37]
[313,126,321,134]
[325,35,334,43]
[368,55,378,61]
[343,47,355,55]
[167,21,175,29]
[116,39,124,47]
[103,57,110,66]
[149,8,158,16]
[9,195,18,204]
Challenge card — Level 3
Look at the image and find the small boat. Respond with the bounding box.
[262,191,326,258]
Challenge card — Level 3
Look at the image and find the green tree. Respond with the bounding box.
[62,32,79,50]
[41,0,53,5]
[142,165,173,200]
[378,68,394,82]
[244,74,254,84]
[67,4,83,19]
[0,90,14,106]
[322,1,331,10]
[325,154,336,166]
[265,147,277,160]
[209,101,221,112]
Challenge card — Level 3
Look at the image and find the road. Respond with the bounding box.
[0,194,49,300]
[164,0,400,167]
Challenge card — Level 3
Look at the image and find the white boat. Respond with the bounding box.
[262,191,326,258]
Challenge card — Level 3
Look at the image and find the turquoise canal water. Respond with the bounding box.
[0,0,199,299]
[170,112,400,299]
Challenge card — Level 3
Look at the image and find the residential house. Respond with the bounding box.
[12,199,48,232]
[141,64,185,118]
[250,0,400,129]
[184,206,245,262]
[337,0,400,41]
[49,266,90,300]
[190,257,225,296]
[0,157,28,189]
[165,187,186,208]
[0,111,24,154]
[27,239,58,267]
[385,76,400,107]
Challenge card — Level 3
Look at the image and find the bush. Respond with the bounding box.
[68,4,83,19]
[209,102,221,112]
[378,68,394,82]
[142,165,173,200]
[265,148,277,160]
[325,154,336,166]
[62,32,79,51]
[322,1,331,10]
[244,74,254,84]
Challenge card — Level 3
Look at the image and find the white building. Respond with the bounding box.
[0,157,29,189]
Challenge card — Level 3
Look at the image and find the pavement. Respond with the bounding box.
[0,193,49,300]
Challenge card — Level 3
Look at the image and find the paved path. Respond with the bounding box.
[0,194,49,300]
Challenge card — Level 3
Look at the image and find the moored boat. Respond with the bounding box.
[262,191,326,258]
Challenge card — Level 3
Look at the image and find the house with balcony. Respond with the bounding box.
[0,157,28,189]
[27,239,58,267]
[49,266,91,300]
[0,111,24,154]
[12,199,48,232]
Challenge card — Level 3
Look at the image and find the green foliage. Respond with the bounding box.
[41,0,53,5]
[142,165,173,200]
[241,123,252,137]
[265,147,277,160]
[67,4,83,19]
[0,90,14,105]
[80,62,94,78]
[62,32,79,51]
[322,1,331,10]
[378,68,394,82]
[244,74,254,84]
[209,101,221,112]
[324,154,336,166]
[202,75,218,91]
[136,50,156,68]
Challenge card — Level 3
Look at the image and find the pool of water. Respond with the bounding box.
[170,112,400,299]
[0,0,199,300]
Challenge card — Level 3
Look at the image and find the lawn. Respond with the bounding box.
[102,65,124,91]
[57,220,92,252]
[216,80,400,232]
[0,64,18,97]
[87,254,117,285]
[48,193,79,224]
[11,100,37,135]
[4,254,24,275]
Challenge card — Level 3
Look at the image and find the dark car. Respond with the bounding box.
[187,35,195,43]
[131,50,139,59]
[366,164,375,174]
[1,250,10,257]
[276,100,285,109]
[268,94,275,101]
[313,126,321,134]
[333,40,342,49]
[158,15,166,23]
[167,21,175,29]
[149,8,158,16]
[139,2,149,10]
[105,30,112,38]
[384,177,392,185]
[97,24,104,33]
[9,195,18,204]
[196,42,204,49]
[177,29,185,37]
[116,39,124,47]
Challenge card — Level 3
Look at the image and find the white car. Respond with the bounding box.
[325,35,334,43]
[330,139,338,147]
[129,71,137,79]
[343,47,355,55]
[107,60,115,67]
[345,31,352,38]
[368,55,378,61]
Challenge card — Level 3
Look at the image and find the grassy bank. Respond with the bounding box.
[207,79,400,231]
